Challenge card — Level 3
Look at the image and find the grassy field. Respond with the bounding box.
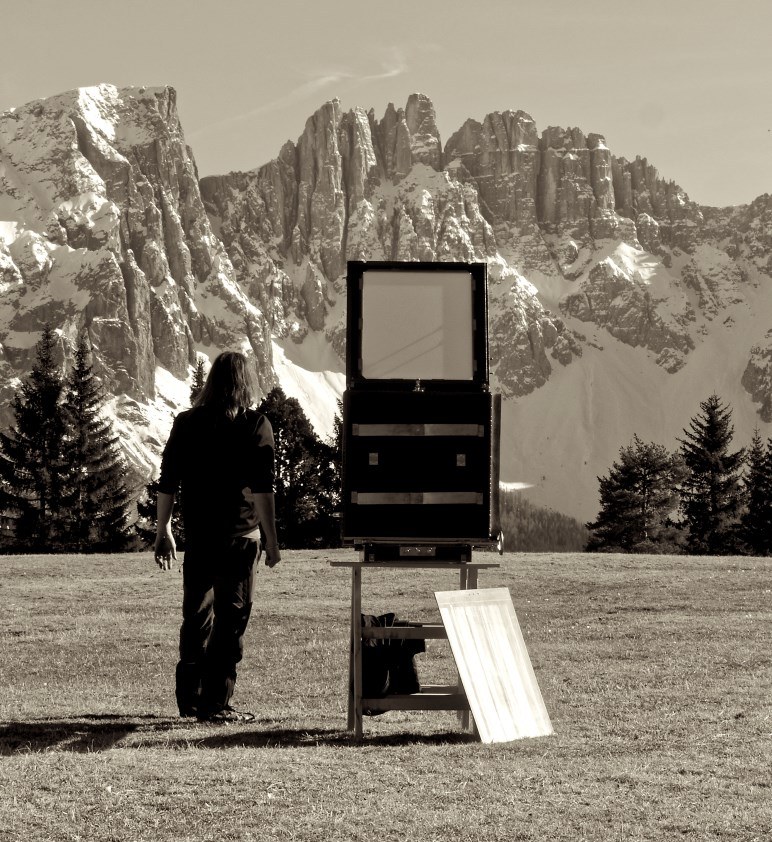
[0,549,770,841]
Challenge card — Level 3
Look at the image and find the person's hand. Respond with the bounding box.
[264,544,281,568]
[154,530,177,571]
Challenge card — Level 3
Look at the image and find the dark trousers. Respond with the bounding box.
[176,535,259,716]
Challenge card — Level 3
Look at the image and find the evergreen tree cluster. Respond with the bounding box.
[256,387,341,549]
[0,326,134,553]
[586,394,772,556]
[0,336,344,554]
[499,491,588,552]
[135,476,187,550]
[136,382,343,551]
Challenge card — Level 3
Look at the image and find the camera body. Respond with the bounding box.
[342,261,501,561]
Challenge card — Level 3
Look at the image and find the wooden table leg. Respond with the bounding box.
[347,567,356,730]
[351,566,363,739]
[457,564,470,730]
[465,559,478,733]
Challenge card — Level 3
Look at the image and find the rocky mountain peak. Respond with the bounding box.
[404,93,443,171]
[0,83,275,473]
[1,85,770,520]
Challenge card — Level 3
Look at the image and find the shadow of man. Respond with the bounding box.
[0,716,477,753]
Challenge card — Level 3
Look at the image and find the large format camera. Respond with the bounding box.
[342,261,502,561]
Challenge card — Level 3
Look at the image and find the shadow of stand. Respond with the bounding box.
[0,714,477,753]
[195,728,477,750]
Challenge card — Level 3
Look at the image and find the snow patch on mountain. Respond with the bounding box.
[109,365,191,478]
[272,335,344,439]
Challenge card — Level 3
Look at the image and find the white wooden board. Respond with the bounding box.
[435,587,553,744]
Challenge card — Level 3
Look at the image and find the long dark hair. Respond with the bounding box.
[192,351,254,419]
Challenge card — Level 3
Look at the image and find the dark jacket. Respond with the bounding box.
[158,406,275,540]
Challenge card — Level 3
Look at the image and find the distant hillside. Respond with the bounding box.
[499,490,589,552]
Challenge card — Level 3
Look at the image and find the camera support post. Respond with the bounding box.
[331,556,500,739]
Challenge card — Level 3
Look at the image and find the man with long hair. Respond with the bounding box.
[154,351,281,723]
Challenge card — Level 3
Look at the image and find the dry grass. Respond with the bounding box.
[0,549,770,841]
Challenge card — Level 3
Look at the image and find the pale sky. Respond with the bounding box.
[2,0,771,207]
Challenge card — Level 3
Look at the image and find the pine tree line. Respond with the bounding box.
[587,394,772,556]
[0,325,135,553]
[1,335,346,554]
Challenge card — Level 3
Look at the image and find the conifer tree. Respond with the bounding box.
[190,359,206,404]
[257,386,340,548]
[0,324,69,550]
[678,394,745,555]
[135,478,186,550]
[586,435,682,553]
[739,430,772,556]
[60,334,134,552]
[329,397,343,512]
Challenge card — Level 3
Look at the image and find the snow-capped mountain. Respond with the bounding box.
[0,85,769,521]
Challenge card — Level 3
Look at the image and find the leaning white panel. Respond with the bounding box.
[435,587,553,744]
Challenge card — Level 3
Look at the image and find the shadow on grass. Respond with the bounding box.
[0,714,477,753]
[0,714,175,753]
[192,728,478,750]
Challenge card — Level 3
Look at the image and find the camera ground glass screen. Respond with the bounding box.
[360,270,474,380]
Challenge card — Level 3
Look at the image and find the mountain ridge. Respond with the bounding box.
[1,84,770,521]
